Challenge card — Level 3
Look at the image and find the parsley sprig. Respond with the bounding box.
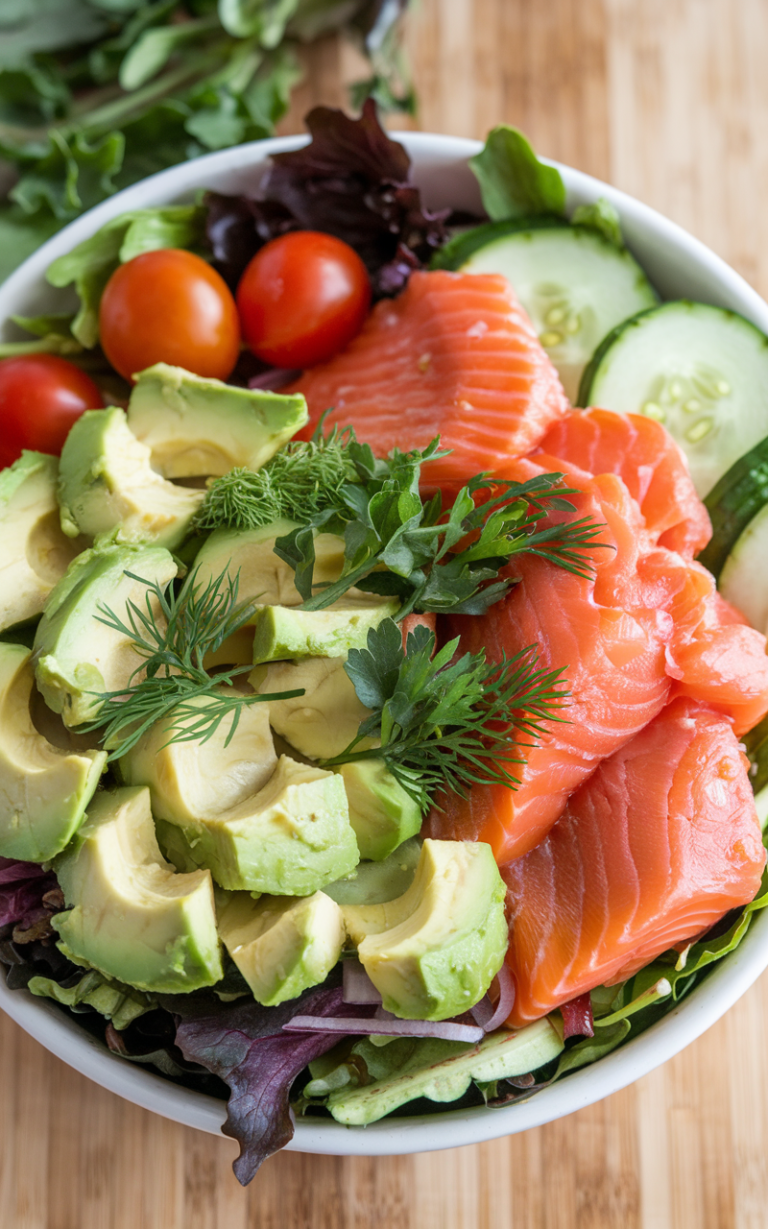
[320,618,570,811]
[81,565,303,760]
[274,435,607,620]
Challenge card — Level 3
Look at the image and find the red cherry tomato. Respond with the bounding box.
[0,354,103,469]
[99,248,241,382]
[236,231,371,368]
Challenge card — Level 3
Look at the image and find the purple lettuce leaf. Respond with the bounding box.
[0,857,59,933]
[204,99,449,299]
[171,981,376,1184]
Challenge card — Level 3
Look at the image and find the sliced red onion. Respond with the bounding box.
[342,959,382,1005]
[283,1015,485,1043]
[248,368,302,391]
[470,963,515,1033]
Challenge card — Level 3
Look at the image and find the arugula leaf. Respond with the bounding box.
[321,617,569,811]
[572,196,624,249]
[469,125,566,222]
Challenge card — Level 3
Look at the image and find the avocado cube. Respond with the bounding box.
[53,786,223,994]
[193,524,347,610]
[155,755,359,895]
[324,837,422,906]
[342,839,508,1021]
[335,760,422,860]
[0,643,106,862]
[119,695,276,823]
[126,363,308,478]
[251,598,400,664]
[58,407,203,549]
[250,656,370,760]
[0,451,85,632]
[218,890,345,1006]
[33,540,177,727]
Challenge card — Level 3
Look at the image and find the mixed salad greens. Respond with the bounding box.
[2,102,768,1186]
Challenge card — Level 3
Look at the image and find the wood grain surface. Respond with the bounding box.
[4,2,768,1225]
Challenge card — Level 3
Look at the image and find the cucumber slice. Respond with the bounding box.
[578,302,768,497]
[435,222,656,402]
[698,436,768,580]
[718,502,768,633]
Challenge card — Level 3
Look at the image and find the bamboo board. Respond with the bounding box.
[4,2,768,1225]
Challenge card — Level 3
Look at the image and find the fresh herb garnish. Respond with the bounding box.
[320,618,569,812]
[82,565,302,760]
[193,420,358,532]
[273,434,607,620]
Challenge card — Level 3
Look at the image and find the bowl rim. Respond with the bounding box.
[2,129,768,1157]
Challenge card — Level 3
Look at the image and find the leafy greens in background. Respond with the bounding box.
[0,0,414,283]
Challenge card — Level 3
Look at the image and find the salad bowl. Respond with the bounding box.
[2,128,768,1159]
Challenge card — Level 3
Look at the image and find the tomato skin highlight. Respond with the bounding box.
[99,248,241,382]
[0,354,103,468]
[236,231,371,368]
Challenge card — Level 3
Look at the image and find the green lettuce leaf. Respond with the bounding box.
[572,196,624,248]
[469,125,566,222]
[28,968,152,1030]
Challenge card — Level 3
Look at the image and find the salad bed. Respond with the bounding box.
[2,105,768,1183]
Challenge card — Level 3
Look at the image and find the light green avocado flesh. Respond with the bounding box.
[57,407,203,548]
[251,598,400,664]
[335,760,422,861]
[193,523,348,610]
[250,656,370,760]
[324,838,422,905]
[154,755,359,895]
[0,643,106,861]
[32,540,177,727]
[126,363,308,478]
[326,1019,564,1126]
[342,839,508,1021]
[118,694,276,824]
[53,786,222,993]
[0,451,85,632]
[218,890,345,1005]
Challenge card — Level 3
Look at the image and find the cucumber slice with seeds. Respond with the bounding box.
[578,302,768,497]
[435,222,657,402]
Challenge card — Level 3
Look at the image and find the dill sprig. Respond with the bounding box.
[193,420,358,532]
[81,565,303,759]
[320,618,570,812]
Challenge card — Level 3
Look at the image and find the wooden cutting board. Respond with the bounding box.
[4,2,768,1224]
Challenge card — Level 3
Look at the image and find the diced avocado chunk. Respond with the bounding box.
[336,760,422,860]
[0,451,84,632]
[53,786,223,993]
[57,407,203,548]
[0,643,106,861]
[218,890,345,1005]
[33,540,177,727]
[193,523,347,609]
[119,694,276,823]
[325,837,422,905]
[154,755,359,894]
[126,363,308,478]
[342,839,508,1021]
[251,598,400,664]
[250,656,370,759]
[326,1019,564,1126]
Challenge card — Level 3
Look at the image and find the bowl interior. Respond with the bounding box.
[2,132,768,1156]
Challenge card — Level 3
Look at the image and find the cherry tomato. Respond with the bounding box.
[99,248,241,382]
[0,354,103,469]
[236,231,371,368]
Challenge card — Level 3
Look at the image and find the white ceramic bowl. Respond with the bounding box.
[3,133,768,1157]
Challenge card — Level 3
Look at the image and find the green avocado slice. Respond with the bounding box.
[0,451,85,632]
[193,523,348,610]
[249,655,371,760]
[57,407,203,548]
[0,643,106,862]
[53,786,223,994]
[342,839,508,1021]
[251,598,400,664]
[126,363,308,478]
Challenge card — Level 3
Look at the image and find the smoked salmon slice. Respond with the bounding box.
[503,698,765,1027]
[286,270,569,486]
[536,407,712,558]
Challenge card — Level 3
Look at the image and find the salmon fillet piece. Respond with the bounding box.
[286,270,570,486]
[503,698,765,1027]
